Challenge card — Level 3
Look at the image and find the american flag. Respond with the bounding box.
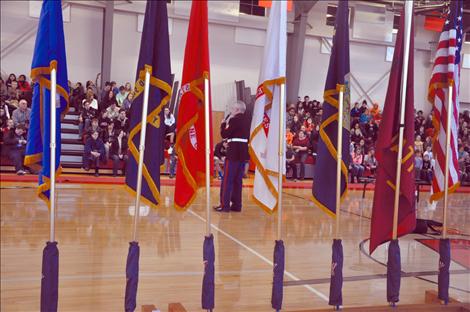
[428,0,464,202]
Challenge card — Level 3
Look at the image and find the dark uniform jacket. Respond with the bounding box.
[109,136,129,157]
[3,130,26,152]
[220,113,250,162]
[114,117,130,133]
[80,106,97,120]
[84,137,106,162]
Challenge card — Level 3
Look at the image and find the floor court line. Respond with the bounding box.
[187,208,330,302]
[284,269,470,286]
[0,269,272,284]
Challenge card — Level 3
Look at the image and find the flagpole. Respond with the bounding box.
[442,84,453,239]
[335,86,344,239]
[50,68,57,243]
[204,78,211,236]
[392,0,413,240]
[132,68,151,242]
[277,83,285,241]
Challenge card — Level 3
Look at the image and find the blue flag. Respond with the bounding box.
[124,0,172,208]
[25,0,69,205]
[312,0,350,217]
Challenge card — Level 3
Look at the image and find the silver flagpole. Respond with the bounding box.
[335,86,344,239]
[132,68,151,242]
[50,68,57,242]
[204,78,211,236]
[392,0,413,240]
[442,84,453,239]
[277,83,285,241]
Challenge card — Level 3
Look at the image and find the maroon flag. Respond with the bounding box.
[369,12,416,254]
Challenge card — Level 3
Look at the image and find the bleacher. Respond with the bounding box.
[1,106,172,176]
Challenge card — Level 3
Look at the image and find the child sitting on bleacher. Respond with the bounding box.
[421,154,433,182]
[3,124,27,175]
[78,100,97,139]
[83,131,106,177]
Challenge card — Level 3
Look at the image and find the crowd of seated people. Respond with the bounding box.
[1,73,178,177]
[71,80,174,177]
[1,74,32,175]
[285,96,381,182]
[285,96,324,180]
[348,99,382,182]
[454,111,470,183]
[285,94,470,184]
[2,72,470,184]
[70,80,132,176]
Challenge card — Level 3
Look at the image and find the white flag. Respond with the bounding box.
[249,1,287,213]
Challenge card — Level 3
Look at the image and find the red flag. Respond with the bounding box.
[369,11,416,254]
[174,0,213,210]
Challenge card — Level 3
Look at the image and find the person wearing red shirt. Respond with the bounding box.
[351,147,364,183]
[17,75,31,92]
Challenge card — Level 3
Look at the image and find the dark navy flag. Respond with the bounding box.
[125,242,140,312]
[329,239,343,307]
[438,238,450,303]
[202,234,215,310]
[387,240,401,304]
[312,0,350,217]
[271,240,285,311]
[124,0,172,209]
[41,242,59,312]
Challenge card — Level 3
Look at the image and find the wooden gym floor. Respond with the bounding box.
[1,180,469,311]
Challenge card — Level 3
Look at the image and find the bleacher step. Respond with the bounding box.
[62,123,79,130]
[62,143,84,151]
[61,155,83,163]
[64,114,79,121]
[62,138,82,144]
[61,150,84,157]
[62,133,80,140]
[62,128,79,134]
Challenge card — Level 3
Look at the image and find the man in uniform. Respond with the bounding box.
[214,100,250,212]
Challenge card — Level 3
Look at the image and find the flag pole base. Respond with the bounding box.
[440,300,449,305]
[425,290,460,305]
